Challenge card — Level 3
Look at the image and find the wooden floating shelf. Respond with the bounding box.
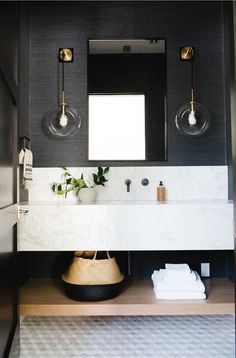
[20,278,235,316]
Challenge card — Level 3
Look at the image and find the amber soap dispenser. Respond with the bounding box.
[157,181,166,201]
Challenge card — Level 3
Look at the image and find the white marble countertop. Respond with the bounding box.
[19,199,233,206]
[18,200,234,251]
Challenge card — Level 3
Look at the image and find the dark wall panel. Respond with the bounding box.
[19,251,129,281]
[29,1,227,167]
[0,229,15,358]
[19,3,31,203]
[131,251,234,281]
[0,3,19,355]
[19,250,234,283]
[19,3,30,139]
[0,2,18,101]
[0,71,14,209]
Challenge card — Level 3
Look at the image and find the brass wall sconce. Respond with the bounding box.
[43,48,81,138]
[175,46,210,136]
[59,48,74,63]
[180,46,195,61]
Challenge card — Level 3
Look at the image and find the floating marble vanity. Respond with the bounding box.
[18,200,234,251]
[19,199,235,316]
[19,168,234,316]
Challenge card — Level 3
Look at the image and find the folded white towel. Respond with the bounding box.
[152,268,196,284]
[154,288,206,300]
[152,271,205,293]
[165,270,193,281]
[19,148,33,190]
[165,263,190,273]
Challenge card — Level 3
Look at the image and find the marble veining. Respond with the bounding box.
[28,166,228,202]
[18,201,233,251]
[19,166,232,251]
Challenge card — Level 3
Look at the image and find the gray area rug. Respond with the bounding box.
[20,315,235,358]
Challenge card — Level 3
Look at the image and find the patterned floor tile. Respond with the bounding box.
[20,315,235,358]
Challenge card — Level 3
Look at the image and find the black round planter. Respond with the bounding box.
[63,280,124,301]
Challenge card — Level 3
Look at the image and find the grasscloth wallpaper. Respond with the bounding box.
[27,1,229,167]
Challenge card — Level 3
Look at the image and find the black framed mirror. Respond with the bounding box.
[88,39,167,161]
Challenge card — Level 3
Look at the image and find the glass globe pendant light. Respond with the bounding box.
[175,46,210,137]
[43,48,81,138]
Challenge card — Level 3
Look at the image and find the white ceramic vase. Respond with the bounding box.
[78,187,97,203]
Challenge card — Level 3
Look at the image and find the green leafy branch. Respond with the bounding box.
[52,166,109,197]
[92,166,109,187]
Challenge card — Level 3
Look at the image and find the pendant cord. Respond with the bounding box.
[61,62,65,104]
[190,60,195,111]
[61,62,66,116]
[191,60,194,91]
[62,62,64,92]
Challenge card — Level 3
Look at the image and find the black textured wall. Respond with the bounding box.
[28,1,228,167]
[19,250,234,282]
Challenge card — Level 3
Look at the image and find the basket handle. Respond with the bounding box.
[92,251,111,260]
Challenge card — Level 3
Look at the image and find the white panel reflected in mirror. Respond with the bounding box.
[89,94,145,160]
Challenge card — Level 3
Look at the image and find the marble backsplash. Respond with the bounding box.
[27,166,228,202]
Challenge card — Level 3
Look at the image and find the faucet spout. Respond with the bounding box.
[125,179,131,192]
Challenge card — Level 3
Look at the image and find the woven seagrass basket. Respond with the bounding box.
[62,251,124,301]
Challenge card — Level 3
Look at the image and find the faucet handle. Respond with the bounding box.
[141,178,149,186]
[125,179,131,192]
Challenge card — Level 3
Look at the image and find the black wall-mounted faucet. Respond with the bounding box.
[125,179,131,192]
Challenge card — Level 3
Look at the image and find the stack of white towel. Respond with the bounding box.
[151,263,206,300]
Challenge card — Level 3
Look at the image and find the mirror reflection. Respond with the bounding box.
[88,39,166,161]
